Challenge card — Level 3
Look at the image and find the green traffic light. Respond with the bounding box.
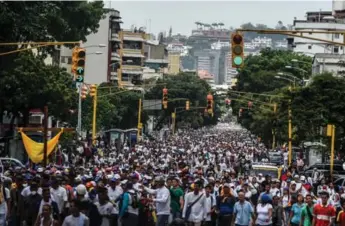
[76,67,84,75]
[233,56,243,66]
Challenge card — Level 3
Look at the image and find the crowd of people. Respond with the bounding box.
[0,122,342,226]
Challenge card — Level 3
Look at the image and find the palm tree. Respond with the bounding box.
[195,21,201,29]
[211,23,218,29]
[218,22,224,30]
[199,22,205,30]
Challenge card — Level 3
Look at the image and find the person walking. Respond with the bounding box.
[232,191,254,226]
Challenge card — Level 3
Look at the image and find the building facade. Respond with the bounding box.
[59,9,122,85]
[168,53,180,74]
[312,53,345,77]
[291,11,345,56]
[119,30,145,87]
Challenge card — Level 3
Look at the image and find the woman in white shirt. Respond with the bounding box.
[256,194,273,226]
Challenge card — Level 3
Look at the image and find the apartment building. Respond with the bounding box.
[290,11,345,56]
[59,9,122,85]
[118,30,146,87]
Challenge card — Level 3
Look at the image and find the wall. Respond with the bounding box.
[83,14,110,84]
[168,54,180,74]
[293,22,345,55]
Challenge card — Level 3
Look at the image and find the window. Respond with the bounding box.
[67,57,72,64]
[308,45,312,50]
[334,46,339,54]
[335,33,340,39]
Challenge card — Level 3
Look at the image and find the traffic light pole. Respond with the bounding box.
[77,83,82,135]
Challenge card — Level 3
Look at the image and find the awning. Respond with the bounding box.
[123,36,145,42]
[123,53,145,58]
[122,70,143,75]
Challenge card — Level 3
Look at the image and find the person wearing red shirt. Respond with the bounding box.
[313,191,336,226]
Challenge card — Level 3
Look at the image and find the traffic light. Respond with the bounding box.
[81,85,88,99]
[231,32,244,68]
[206,93,213,115]
[71,47,86,82]
[186,101,190,110]
[162,88,168,109]
[90,84,97,97]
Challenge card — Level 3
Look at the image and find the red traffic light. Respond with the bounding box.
[163,88,168,95]
[233,34,243,44]
[207,94,213,101]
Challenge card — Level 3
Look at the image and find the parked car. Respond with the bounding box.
[304,162,345,179]
[0,158,24,169]
[269,152,283,166]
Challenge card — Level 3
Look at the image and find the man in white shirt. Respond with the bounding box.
[144,177,171,226]
[50,177,68,217]
[182,181,207,226]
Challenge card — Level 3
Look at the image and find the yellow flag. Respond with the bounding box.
[20,129,63,163]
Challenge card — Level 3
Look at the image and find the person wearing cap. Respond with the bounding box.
[143,177,171,226]
[182,180,206,226]
[75,184,102,226]
[23,179,42,226]
[255,194,273,226]
[95,185,116,226]
[312,191,335,226]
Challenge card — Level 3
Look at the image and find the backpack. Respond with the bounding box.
[130,193,139,209]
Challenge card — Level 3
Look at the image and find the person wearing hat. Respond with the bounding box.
[143,176,171,226]
[255,194,273,226]
[22,179,42,226]
[313,190,335,226]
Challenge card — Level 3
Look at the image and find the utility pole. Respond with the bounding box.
[43,106,48,167]
[76,41,84,136]
[272,103,277,150]
[327,124,335,179]
[137,98,142,142]
[288,86,293,166]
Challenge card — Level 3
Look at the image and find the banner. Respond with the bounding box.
[20,128,64,164]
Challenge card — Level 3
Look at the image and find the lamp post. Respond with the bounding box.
[76,48,104,136]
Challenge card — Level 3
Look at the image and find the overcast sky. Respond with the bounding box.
[108,1,332,35]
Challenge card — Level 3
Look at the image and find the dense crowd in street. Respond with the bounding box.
[0,122,342,226]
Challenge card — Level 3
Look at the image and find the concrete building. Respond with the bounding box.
[194,49,227,85]
[60,9,122,85]
[118,30,146,87]
[290,11,345,56]
[168,53,180,74]
[312,53,345,77]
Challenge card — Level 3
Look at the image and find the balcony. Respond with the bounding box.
[111,52,121,61]
[122,49,145,58]
[122,64,142,70]
[122,32,145,42]
[109,10,121,19]
[110,33,121,42]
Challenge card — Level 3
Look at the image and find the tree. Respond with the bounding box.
[0,1,105,70]
[0,52,77,126]
[145,73,219,130]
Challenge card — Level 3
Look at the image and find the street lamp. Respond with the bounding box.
[285,65,308,74]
